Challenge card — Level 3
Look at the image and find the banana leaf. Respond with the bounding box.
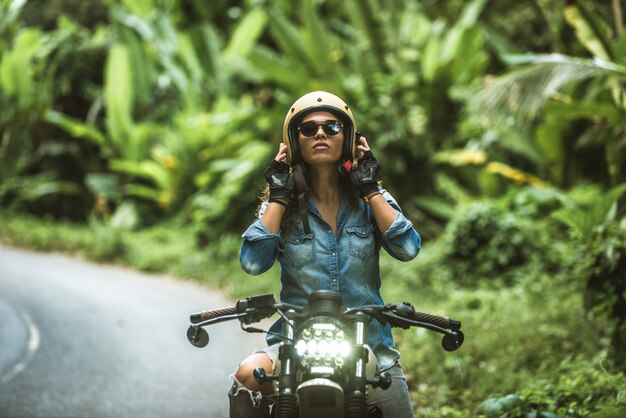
[0,28,41,109]
[223,7,268,59]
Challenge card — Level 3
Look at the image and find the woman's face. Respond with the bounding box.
[297,111,344,167]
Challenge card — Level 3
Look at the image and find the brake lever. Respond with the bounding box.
[236,294,278,324]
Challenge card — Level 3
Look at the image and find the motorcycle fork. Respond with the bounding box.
[346,312,368,418]
[275,309,298,418]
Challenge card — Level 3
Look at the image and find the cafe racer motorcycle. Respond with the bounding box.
[187,290,464,418]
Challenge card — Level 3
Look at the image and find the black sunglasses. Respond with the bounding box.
[298,120,343,137]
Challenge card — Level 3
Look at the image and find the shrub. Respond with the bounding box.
[441,201,538,286]
[480,357,626,417]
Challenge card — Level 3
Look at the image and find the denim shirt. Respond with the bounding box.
[239,189,421,370]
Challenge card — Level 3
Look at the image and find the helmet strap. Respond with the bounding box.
[297,193,310,234]
[291,163,311,234]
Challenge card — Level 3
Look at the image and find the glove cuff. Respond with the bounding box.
[268,197,289,207]
[363,190,381,204]
[358,182,379,198]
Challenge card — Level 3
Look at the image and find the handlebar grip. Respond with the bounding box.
[413,311,453,330]
[190,306,237,324]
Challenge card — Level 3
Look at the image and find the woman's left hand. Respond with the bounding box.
[350,136,381,200]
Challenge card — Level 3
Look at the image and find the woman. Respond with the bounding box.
[232,91,421,417]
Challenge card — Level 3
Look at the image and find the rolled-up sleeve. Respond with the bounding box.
[239,202,285,275]
[378,190,421,261]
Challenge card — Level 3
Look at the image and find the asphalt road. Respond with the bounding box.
[0,245,269,417]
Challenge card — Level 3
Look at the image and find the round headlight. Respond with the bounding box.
[294,319,353,375]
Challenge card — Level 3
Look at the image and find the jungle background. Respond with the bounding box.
[1,0,626,416]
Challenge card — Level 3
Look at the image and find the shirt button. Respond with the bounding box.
[332,252,336,256]
[328,230,332,234]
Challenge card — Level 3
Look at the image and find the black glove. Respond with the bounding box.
[264,160,294,207]
[349,150,380,200]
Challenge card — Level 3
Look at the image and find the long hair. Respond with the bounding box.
[255,169,360,236]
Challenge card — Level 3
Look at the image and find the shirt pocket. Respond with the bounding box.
[346,224,376,260]
[281,232,315,270]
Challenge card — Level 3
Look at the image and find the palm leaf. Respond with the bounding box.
[472,54,626,125]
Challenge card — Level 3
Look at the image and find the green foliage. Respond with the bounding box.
[470,1,626,188]
[2,0,624,224]
[580,222,626,370]
[86,217,127,261]
[551,183,626,238]
[32,4,277,233]
[0,0,28,35]
[0,14,110,218]
[376,187,625,416]
[0,26,44,189]
[440,200,539,286]
[0,27,41,108]
[481,358,626,417]
[551,183,626,369]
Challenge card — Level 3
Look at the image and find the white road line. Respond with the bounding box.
[1,309,40,384]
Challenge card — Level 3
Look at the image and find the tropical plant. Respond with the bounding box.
[0,5,105,216]
[469,0,626,188]
[42,2,275,233]
[441,200,538,286]
[466,0,626,370]
[550,183,626,370]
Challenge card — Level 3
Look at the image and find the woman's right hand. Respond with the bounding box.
[264,143,293,207]
[275,143,288,164]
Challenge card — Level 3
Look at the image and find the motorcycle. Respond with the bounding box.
[187,290,464,418]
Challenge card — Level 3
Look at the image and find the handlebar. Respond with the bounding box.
[188,295,464,351]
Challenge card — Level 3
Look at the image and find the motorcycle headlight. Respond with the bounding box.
[295,320,352,375]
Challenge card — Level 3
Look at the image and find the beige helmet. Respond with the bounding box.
[282,91,358,170]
